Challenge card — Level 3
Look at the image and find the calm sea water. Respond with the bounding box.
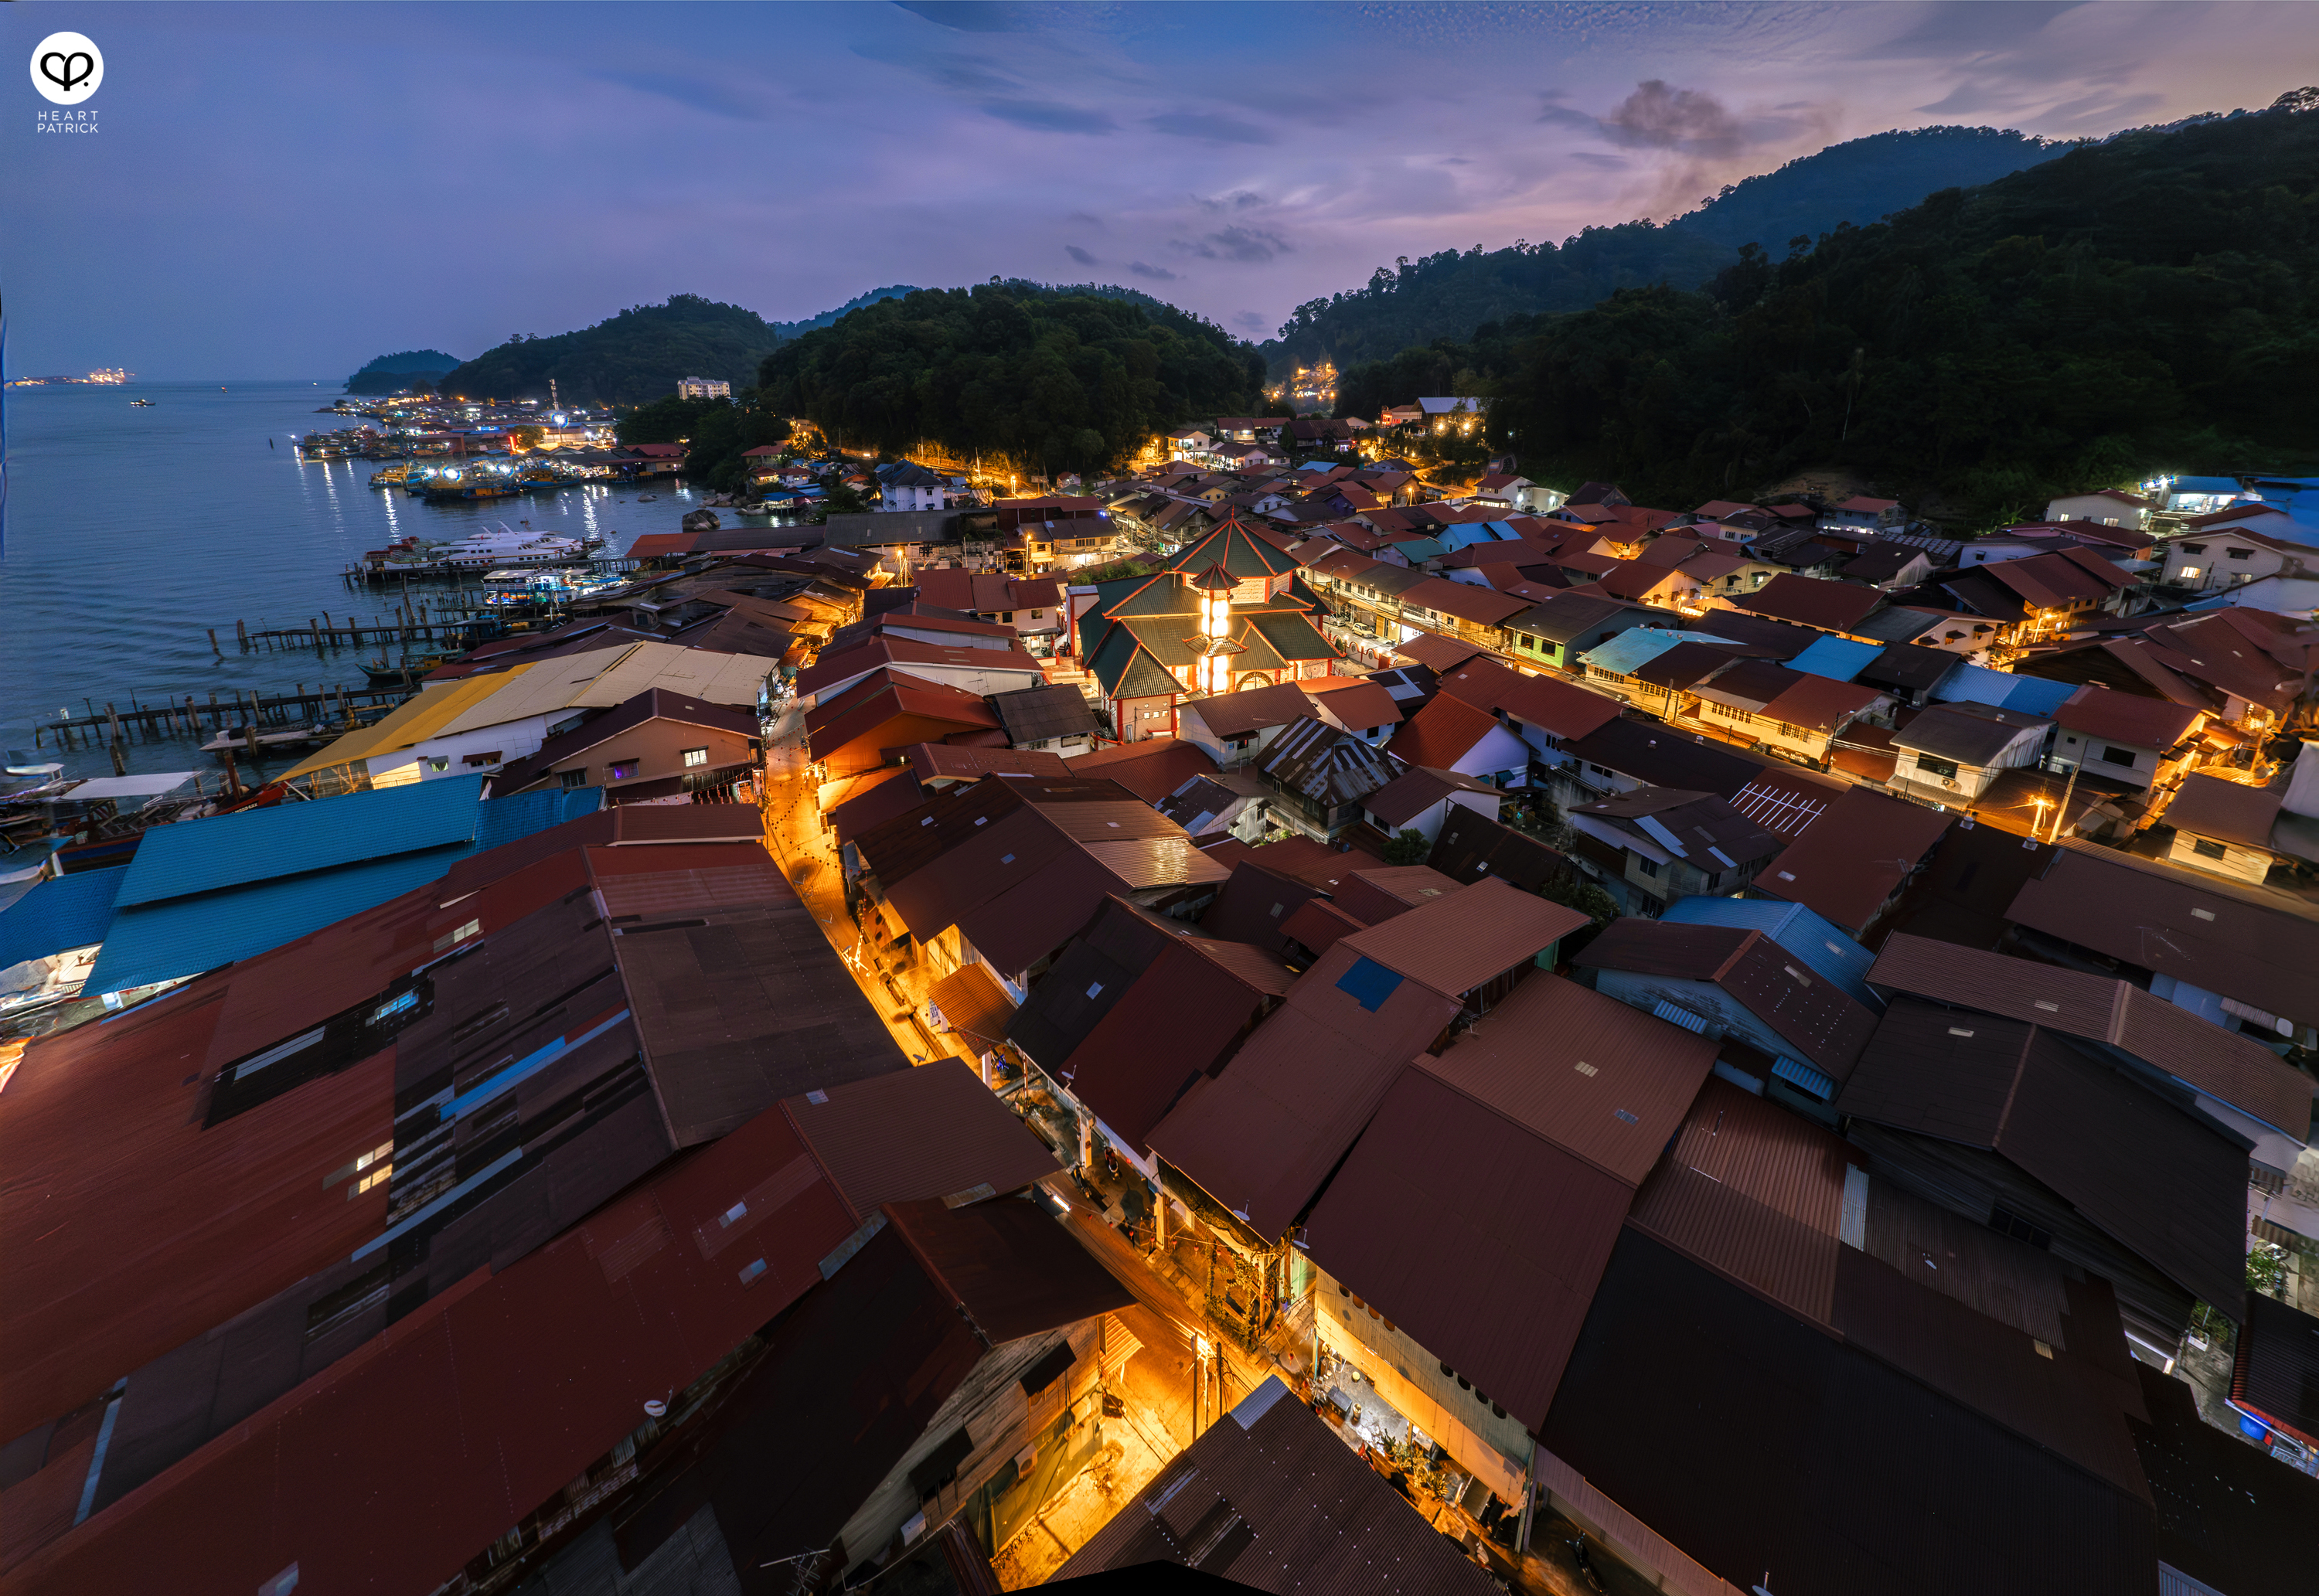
[1,379,720,781]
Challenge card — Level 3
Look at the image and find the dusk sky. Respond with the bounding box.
[9,2,2317,379]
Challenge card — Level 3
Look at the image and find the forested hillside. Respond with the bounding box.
[758,282,1265,476]
[1481,94,2319,521]
[345,349,462,394]
[438,295,781,406]
[1266,125,2066,372]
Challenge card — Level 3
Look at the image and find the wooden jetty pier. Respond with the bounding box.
[36,683,416,752]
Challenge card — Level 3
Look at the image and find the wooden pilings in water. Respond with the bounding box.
[36,683,416,750]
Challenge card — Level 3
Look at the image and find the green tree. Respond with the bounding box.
[1383,829,1431,866]
[1478,100,2319,520]
[758,282,1264,478]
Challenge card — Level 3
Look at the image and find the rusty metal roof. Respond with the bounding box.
[1055,1373,1503,1594]
[1867,933,2311,1138]
[1059,938,1290,1155]
[864,775,1227,978]
[2005,842,2319,1033]
[1544,1233,2159,1596]
[8,1104,860,1596]
[1330,865,1462,924]
[1841,999,2250,1315]
[1061,737,1220,803]
[604,847,911,1143]
[884,1194,1136,1346]
[0,993,393,1447]
[782,1060,1059,1222]
[1278,896,1366,958]
[1576,921,1881,1078]
[1195,857,1337,955]
[1758,785,1954,934]
[1423,972,1718,1186]
[903,742,1072,784]
[1149,938,1464,1240]
[1626,1077,1853,1325]
[1180,681,1321,739]
[925,961,1019,1049]
[1337,876,1587,1000]
[1305,1065,1632,1431]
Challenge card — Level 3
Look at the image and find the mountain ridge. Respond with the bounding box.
[1260,124,2070,373]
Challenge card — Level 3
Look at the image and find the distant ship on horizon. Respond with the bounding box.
[5,368,135,388]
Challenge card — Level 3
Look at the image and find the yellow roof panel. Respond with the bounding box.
[281,665,534,780]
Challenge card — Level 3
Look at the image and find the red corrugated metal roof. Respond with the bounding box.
[1149,938,1463,1240]
[1057,1365,1504,1594]
[10,1104,859,1596]
[1061,737,1219,804]
[925,961,1018,1048]
[1385,693,1498,771]
[1868,933,2310,1138]
[1729,573,1883,634]
[904,744,1071,783]
[1337,876,1586,1000]
[1432,655,1623,741]
[781,1059,1059,1221]
[2053,686,2204,750]
[1061,940,1288,1154]
[1330,866,1460,924]
[0,992,394,1445]
[1625,1077,1852,1327]
[1422,973,1717,1186]
[1303,1065,1631,1431]
[1279,895,1364,956]
[1759,786,1953,933]
[2005,842,2319,1033]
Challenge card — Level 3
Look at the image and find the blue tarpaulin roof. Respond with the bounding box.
[1660,895,1881,1009]
[1786,635,1883,684]
[2169,476,2240,495]
[1931,664,2077,717]
[114,775,495,908]
[84,783,601,996]
[1436,522,1527,553]
[0,869,125,970]
[1578,628,1732,677]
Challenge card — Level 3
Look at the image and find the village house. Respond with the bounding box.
[2048,685,2206,791]
[1885,701,2052,805]
[1690,659,1889,767]
[874,460,950,512]
[1177,681,1321,771]
[1565,788,1780,915]
[1362,764,1502,846]
[1821,495,1907,532]
[1253,714,1403,842]
[1575,916,1881,1105]
[2045,488,2157,529]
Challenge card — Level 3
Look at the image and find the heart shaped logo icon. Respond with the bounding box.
[42,53,95,94]
[29,31,103,105]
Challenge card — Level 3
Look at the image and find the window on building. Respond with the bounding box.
[1702,872,1721,891]
[2178,543,2206,554]
[2227,548,2252,560]
[1635,856,1660,877]
[560,768,588,789]
[2191,837,2228,859]
[2099,745,2139,767]
[1990,1205,2052,1250]
[1916,755,1960,780]
[681,747,709,768]
[2179,566,2203,580]
[609,760,639,781]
